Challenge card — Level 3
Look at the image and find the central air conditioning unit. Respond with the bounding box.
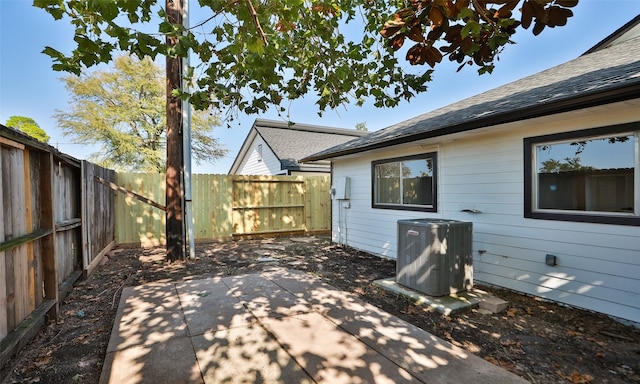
[396,219,473,296]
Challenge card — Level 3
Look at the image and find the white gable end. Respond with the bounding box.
[236,135,284,175]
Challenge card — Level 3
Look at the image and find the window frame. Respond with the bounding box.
[524,122,640,226]
[371,152,438,212]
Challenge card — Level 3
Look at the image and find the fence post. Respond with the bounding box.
[40,153,58,320]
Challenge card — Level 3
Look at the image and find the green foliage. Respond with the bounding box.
[355,122,368,131]
[55,55,227,172]
[541,157,595,172]
[35,0,577,118]
[5,116,50,143]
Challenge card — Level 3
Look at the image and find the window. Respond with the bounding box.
[524,123,639,225]
[257,144,263,162]
[372,153,437,211]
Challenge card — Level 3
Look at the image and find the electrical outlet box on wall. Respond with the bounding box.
[332,176,351,200]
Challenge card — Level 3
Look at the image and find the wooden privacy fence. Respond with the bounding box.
[1,125,115,380]
[115,174,331,246]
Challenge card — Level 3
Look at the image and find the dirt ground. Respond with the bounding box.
[3,236,639,384]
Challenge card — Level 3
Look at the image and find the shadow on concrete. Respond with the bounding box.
[99,268,528,383]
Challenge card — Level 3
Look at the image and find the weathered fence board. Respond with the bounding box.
[22,150,35,315]
[0,150,5,341]
[115,174,330,245]
[3,249,15,336]
[82,161,116,276]
[26,151,45,314]
[1,124,115,379]
[38,153,58,323]
[1,145,29,333]
[0,247,5,340]
[53,162,81,286]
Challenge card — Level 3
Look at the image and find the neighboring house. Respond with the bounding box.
[302,17,640,325]
[229,118,367,176]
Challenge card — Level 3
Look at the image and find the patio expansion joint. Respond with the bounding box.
[257,272,425,383]
[247,310,320,383]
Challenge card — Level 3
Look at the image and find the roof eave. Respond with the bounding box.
[302,83,640,162]
[284,164,331,173]
[254,118,367,137]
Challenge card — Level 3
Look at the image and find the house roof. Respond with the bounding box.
[582,14,640,55]
[228,118,367,174]
[302,27,640,163]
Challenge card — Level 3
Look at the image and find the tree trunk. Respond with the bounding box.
[166,0,184,261]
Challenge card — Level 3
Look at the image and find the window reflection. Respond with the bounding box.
[373,154,436,209]
[536,135,634,213]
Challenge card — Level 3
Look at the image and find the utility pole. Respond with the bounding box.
[166,0,184,261]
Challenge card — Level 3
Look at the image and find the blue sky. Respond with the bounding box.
[1,1,639,174]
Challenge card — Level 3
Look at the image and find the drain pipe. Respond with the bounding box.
[182,0,195,259]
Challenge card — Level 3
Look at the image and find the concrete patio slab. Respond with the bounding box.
[224,273,312,319]
[176,278,255,334]
[192,324,313,383]
[100,268,529,384]
[101,335,202,384]
[260,312,416,384]
[106,285,188,353]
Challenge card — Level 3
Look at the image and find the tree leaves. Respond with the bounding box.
[428,6,444,27]
[556,0,579,8]
[35,0,578,117]
[380,0,578,73]
[406,44,442,67]
[4,115,50,143]
[556,370,595,383]
[494,0,519,19]
[55,55,227,172]
[521,0,576,35]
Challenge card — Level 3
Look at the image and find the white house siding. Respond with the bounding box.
[236,136,284,175]
[331,100,640,324]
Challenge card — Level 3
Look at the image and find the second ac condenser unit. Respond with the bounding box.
[397,219,473,296]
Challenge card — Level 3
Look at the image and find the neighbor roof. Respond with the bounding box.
[303,28,640,163]
[229,119,367,174]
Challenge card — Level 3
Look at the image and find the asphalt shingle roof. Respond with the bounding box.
[252,119,367,171]
[303,34,640,162]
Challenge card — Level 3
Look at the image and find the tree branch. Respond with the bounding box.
[245,0,268,46]
[189,0,240,30]
[472,0,498,27]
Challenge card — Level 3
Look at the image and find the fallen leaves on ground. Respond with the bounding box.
[3,236,639,384]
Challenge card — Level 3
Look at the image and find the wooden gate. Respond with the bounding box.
[231,176,306,236]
